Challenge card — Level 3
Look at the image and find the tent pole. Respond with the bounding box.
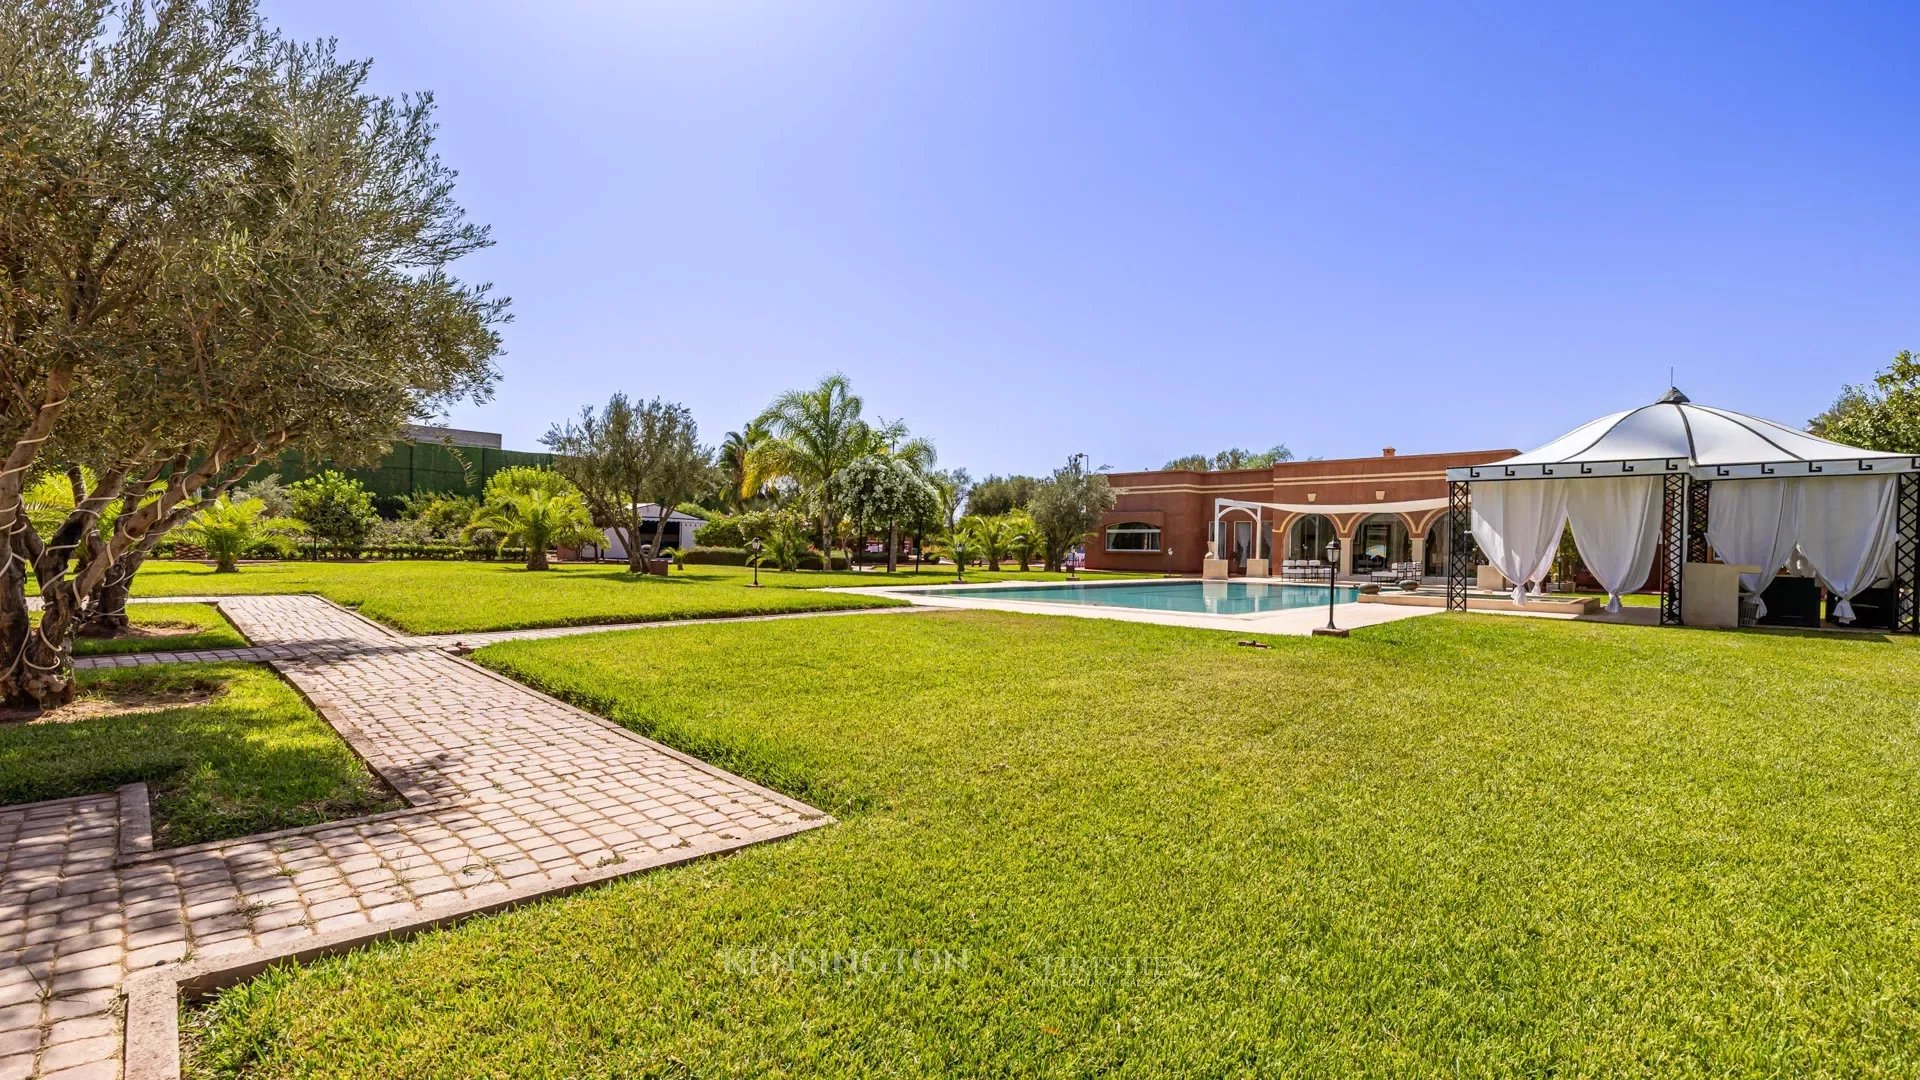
[1897,471,1918,635]
[1687,481,1712,564]
[1659,474,1687,626]
[1446,480,1470,612]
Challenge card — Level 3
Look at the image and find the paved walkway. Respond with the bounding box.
[0,597,833,1080]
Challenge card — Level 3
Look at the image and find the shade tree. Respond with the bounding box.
[1810,351,1920,454]
[544,394,712,572]
[1028,454,1116,571]
[0,2,504,705]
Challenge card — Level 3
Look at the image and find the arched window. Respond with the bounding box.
[1104,521,1162,552]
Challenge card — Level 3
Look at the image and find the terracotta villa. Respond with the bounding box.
[1086,447,1517,577]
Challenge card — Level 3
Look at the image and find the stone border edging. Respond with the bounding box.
[90,594,853,1080]
[120,815,829,1080]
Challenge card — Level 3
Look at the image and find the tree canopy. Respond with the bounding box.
[966,474,1038,518]
[1810,351,1920,454]
[544,394,712,571]
[1161,445,1295,471]
[0,0,505,703]
[1028,454,1116,571]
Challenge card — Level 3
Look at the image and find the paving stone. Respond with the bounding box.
[3,594,828,1078]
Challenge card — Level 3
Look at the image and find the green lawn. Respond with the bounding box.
[129,561,1145,635]
[0,663,398,847]
[189,612,1920,1077]
[61,602,248,656]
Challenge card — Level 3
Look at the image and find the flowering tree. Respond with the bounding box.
[832,456,937,573]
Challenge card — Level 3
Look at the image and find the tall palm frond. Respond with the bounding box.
[746,374,874,553]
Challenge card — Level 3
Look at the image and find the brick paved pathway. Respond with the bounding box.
[0,597,832,1079]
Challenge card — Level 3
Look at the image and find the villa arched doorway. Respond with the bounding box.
[1286,514,1336,561]
[1352,513,1411,574]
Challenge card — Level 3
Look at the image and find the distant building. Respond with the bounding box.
[1085,447,1517,577]
[404,424,503,450]
[249,426,551,502]
[583,505,706,561]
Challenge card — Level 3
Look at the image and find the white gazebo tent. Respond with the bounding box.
[1443,388,1919,630]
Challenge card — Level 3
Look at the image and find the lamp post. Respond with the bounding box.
[748,537,764,587]
[1315,537,1348,638]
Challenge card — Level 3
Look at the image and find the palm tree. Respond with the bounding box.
[746,374,876,559]
[1005,509,1039,571]
[719,417,771,510]
[179,498,297,572]
[967,513,1012,572]
[939,519,980,582]
[470,467,598,571]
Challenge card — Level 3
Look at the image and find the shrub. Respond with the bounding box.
[290,471,378,556]
[797,553,851,571]
[695,509,795,548]
[233,474,294,519]
[471,467,597,572]
[179,498,302,572]
[244,534,305,561]
[694,517,744,548]
[680,546,751,566]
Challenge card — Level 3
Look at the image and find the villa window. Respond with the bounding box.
[1104,522,1162,552]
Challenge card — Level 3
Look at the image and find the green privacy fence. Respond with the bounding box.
[246,442,555,501]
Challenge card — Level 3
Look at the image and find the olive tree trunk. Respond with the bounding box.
[79,555,143,637]
[1,539,78,710]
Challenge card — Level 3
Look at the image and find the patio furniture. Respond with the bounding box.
[1757,575,1821,628]
[1827,583,1897,630]
[1681,561,1756,629]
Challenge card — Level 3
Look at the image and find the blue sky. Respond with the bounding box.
[263,0,1919,475]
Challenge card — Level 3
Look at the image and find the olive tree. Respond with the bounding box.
[0,2,505,706]
[545,394,669,572]
[1027,454,1116,572]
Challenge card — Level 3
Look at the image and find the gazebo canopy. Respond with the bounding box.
[1446,388,1919,482]
[1440,388,1917,628]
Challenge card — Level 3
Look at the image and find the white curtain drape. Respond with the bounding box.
[1795,475,1900,623]
[1704,479,1803,619]
[1470,479,1568,604]
[1565,477,1663,613]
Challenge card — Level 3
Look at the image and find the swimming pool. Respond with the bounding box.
[932,580,1362,616]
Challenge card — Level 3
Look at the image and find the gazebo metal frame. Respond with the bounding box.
[1443,457,1920,632]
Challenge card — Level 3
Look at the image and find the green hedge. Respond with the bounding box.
[680,546,751,566]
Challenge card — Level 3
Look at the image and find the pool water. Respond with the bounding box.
[935,580,1362,616]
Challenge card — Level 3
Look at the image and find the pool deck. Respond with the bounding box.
[833,577,1439,635]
